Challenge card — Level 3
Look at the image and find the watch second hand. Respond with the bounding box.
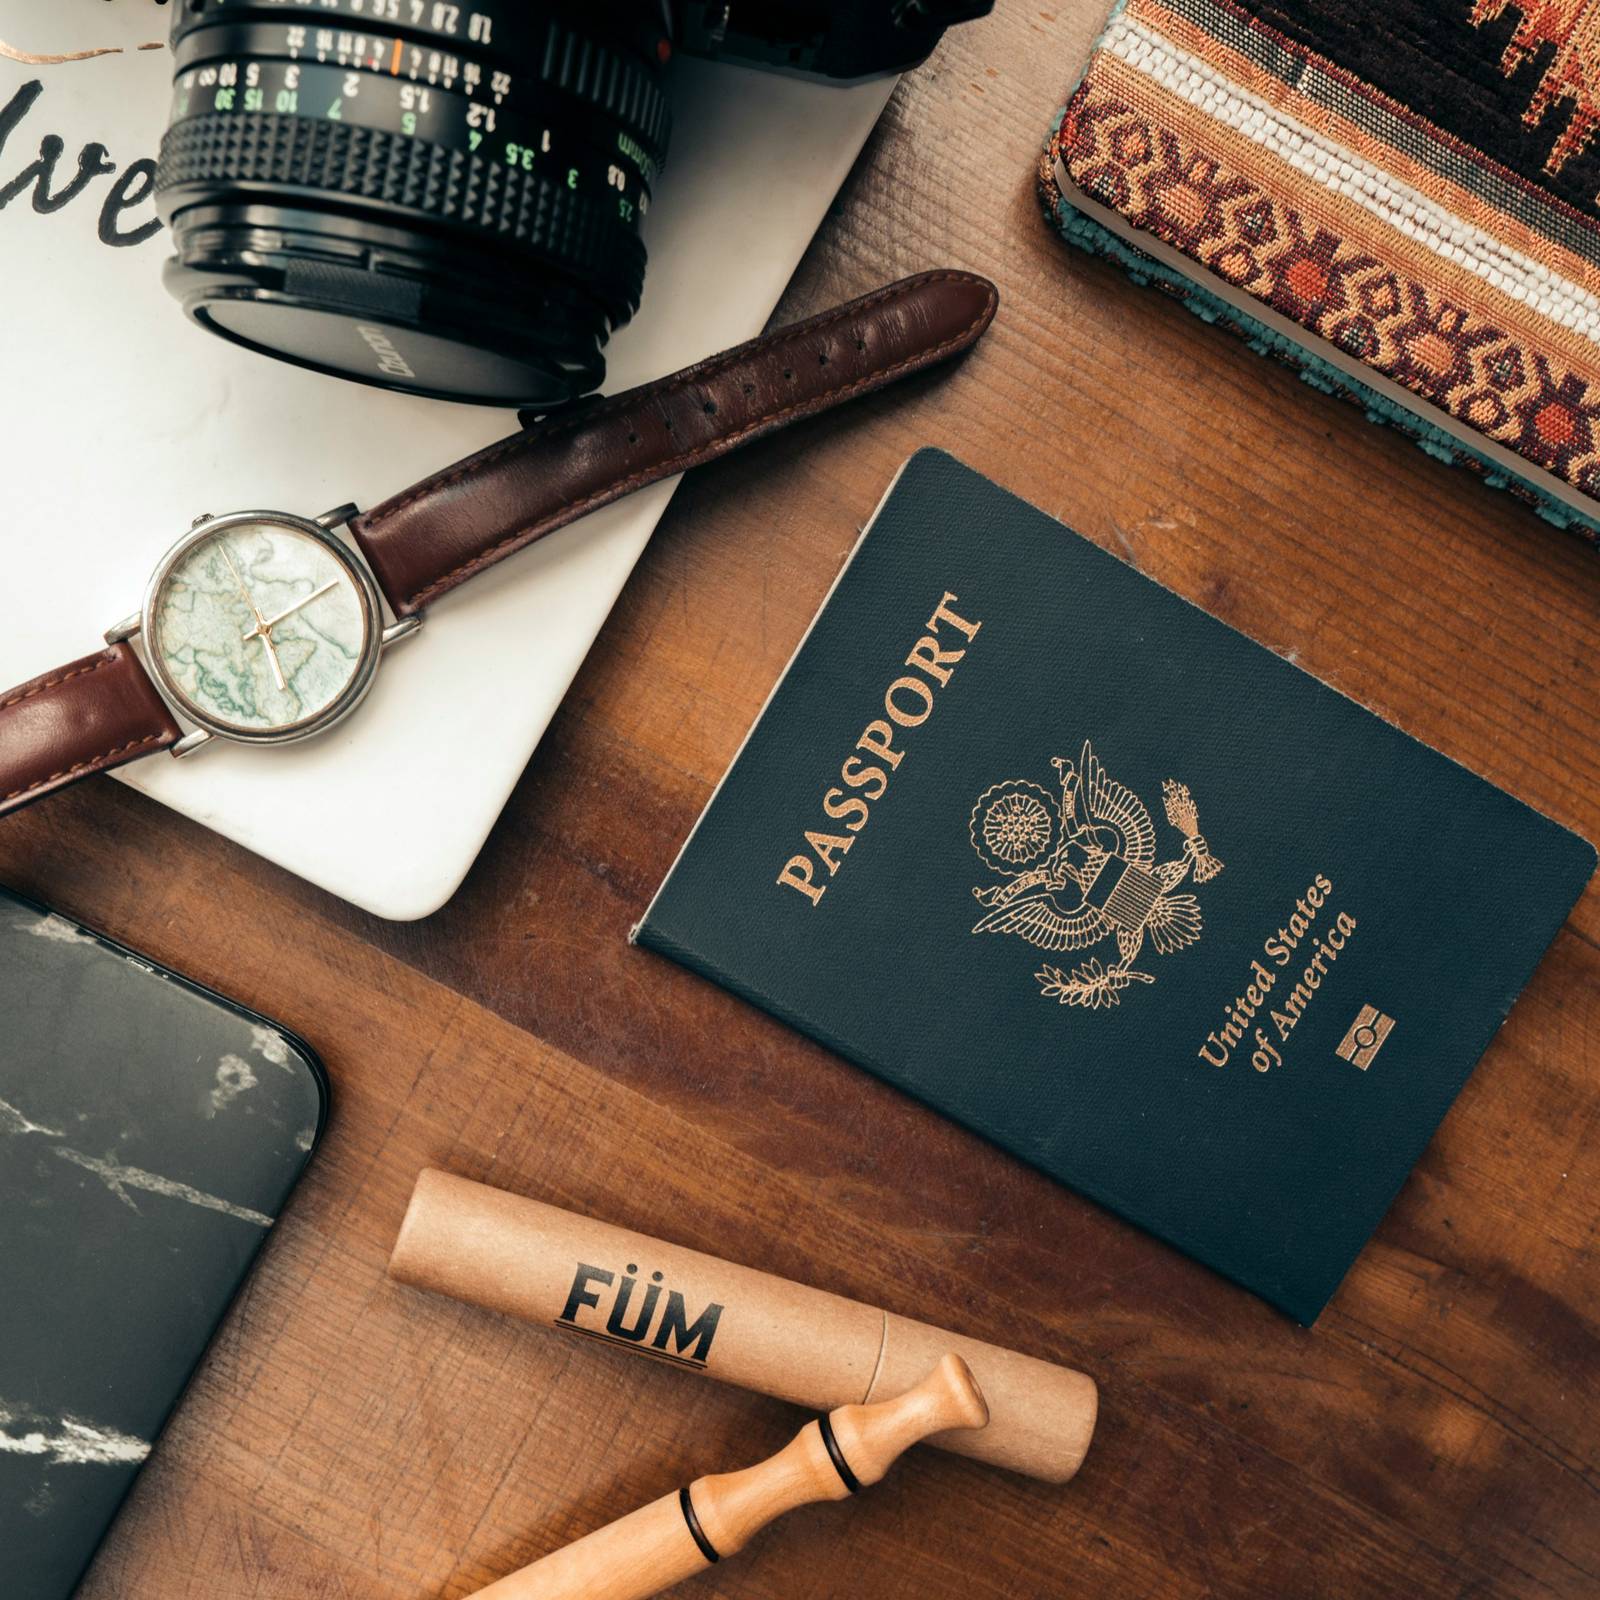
[221,543,288,694]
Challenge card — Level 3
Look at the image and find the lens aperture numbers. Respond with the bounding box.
[172,57,655,216]
[182,1,587,56]
[156,0,673,405]
[179,23,520,107]
[173,11,671,154]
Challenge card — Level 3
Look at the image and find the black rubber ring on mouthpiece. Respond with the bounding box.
[678,1486,720,1564]
[817,1413,863,1494]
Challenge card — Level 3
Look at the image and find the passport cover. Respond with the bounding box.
[634,450,1595,1323]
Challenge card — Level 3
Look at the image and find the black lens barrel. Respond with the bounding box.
[155,0,672,408]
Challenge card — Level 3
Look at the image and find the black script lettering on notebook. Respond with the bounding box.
[0,79,161,247]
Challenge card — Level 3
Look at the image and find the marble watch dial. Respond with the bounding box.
[149,520,372,737]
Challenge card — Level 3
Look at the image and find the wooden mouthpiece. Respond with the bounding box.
[462,1356,988,1600]
[818,1351,989,1491]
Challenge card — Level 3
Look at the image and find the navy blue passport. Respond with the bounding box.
[634,450,1594,1323]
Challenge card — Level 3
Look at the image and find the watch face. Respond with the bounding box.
[145,515,380,742]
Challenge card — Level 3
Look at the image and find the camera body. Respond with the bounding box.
[155,0,994,408]
[677,2,994,81]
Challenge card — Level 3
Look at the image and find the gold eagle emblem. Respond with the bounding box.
[968,741,1223,1008]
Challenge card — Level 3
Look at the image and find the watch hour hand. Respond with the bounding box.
[220,542,293,693]
[244,580,342,695]
[260,634,287,692]
[239,621,288,692]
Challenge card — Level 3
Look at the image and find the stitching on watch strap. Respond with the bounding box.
[0,651,118,712]
[394,274,998,610]
[363,271,986,538]
[0,732,171,806]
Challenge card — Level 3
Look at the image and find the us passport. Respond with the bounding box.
[634,450,1595,1323]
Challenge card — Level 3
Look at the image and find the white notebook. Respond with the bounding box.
[0,4,893,918]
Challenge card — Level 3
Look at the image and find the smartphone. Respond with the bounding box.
[0,886,327,1600]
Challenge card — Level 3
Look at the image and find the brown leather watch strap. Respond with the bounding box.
[352,269,998,618]
[0,645,182,818]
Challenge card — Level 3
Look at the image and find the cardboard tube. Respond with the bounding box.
[389,1170,1096,1483]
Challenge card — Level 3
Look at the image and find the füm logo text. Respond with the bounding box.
[555,1261,724,1367]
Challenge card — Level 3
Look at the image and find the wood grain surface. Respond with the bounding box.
[4,3,1598,1597]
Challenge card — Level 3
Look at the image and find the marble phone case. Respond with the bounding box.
[0,888,326,1600]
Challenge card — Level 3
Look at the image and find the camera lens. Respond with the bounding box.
[155,1,672,407]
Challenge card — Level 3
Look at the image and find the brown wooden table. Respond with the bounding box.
[6,5,1599,1597]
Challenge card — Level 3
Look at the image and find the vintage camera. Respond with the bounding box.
[152,1,992,408]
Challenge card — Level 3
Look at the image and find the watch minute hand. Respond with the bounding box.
[258,580,339,631]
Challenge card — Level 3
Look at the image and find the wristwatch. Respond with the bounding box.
[0,271,996,819]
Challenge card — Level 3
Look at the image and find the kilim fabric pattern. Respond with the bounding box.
[1252,0,1600,217]
[1042,0,1600,543]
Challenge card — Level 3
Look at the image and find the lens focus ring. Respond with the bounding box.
[158,111,646,312]
[155,0,671,405]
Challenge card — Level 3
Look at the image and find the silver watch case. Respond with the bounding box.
[105,505,420,757]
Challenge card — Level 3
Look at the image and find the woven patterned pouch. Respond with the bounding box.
[1041,0,1600,546]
